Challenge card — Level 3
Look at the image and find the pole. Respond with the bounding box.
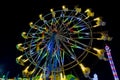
[105,45,119,80]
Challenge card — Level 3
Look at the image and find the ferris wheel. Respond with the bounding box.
[16,5,112,79]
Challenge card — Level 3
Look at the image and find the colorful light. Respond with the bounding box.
[105,45,119,80]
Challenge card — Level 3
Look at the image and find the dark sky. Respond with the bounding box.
[0,0,120,80]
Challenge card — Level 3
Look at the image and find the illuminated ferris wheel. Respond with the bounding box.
[16,5,112,79]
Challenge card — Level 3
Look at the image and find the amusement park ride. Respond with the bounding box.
[1,5,119,80]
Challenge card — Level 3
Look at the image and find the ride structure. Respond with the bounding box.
[15,5,116,80]
[105,45,119,80]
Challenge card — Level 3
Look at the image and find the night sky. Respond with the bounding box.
[0,0,120,80]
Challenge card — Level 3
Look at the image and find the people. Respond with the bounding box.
[92,73,98,80]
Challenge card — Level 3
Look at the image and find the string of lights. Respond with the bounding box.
[105,45,119,80]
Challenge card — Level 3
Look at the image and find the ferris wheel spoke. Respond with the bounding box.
[22,39,38,46]
[33,25,46,31]
[30,36,50,46]
[62,16,68,23]
[70,43,97,57]
[60,39,76,60]
[63,16,73,24]
[78,26,88,31]
[51,18,62,31]
[54,47,65,67]
[31,36,49,43]
[57,17,70,32]
[35,52,47,66]
[56,14,66,31]
[60,50,65,66]
[58,24,65,33]
[70,42,86,50]
[70,32,91,38]
[53,53,61,69]
[26,46,36,55]
[75,37,94,40]
[60,37,86,54]
[60,36,92,57]
[50,17,59,26]
[23,35,50,45]
[57,16,74,31]
[74,17,88,27]
[32,66,42,77]
[43,20,53,31]
[31,32,50,39]
[68,24,90,34]
[30,48,48,67]
[33,50,45,63]
[33,59,48,77]
[35,67,42,76]
[60,34,89,48]
[68,27,89,35]
[54,39,63,66]
[24,47,43,61]
[66,16,81,24]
